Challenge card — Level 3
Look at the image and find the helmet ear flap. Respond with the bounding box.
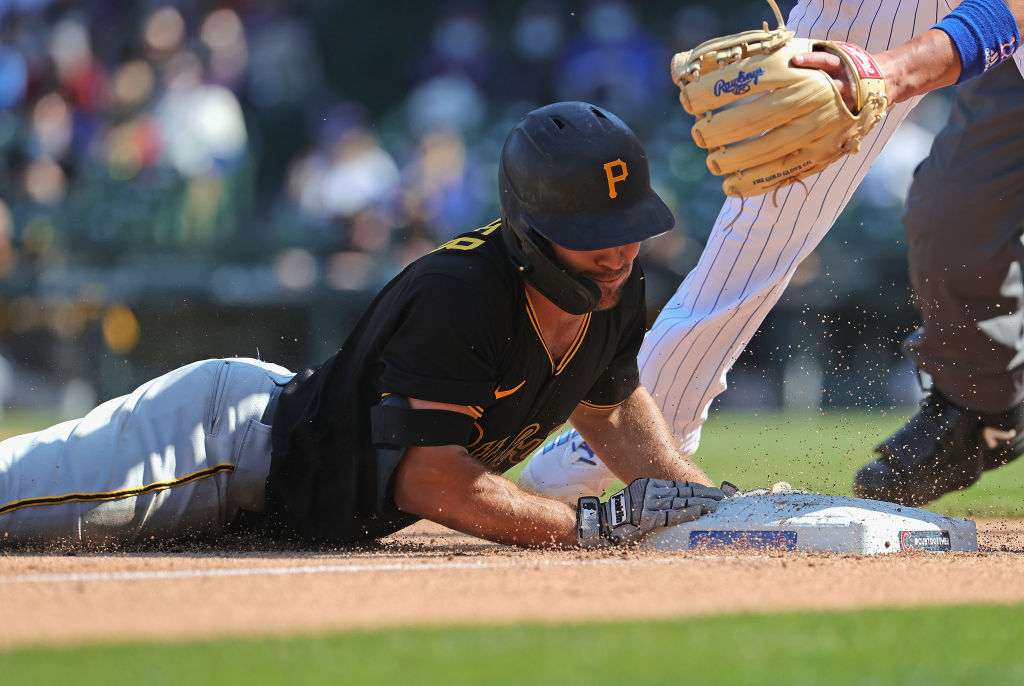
[501,215,601,315]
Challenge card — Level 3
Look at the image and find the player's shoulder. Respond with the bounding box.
[410,219,516,291]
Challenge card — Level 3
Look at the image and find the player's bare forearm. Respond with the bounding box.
[793,29,959,107]
[392,443,578,547]
[891,0,1024,98]
[872,29,962,104]
[569,385,713,487]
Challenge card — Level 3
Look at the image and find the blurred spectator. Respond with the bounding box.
[405,74,486,137]
[416,2,492,87]
[201,7,248,91]
[489,1,567,107]
[285,104,399,228]
[0,44,28,109]
[0,198,14,277]
[242,4,324,193]
[553,0,671,121]
[670,5,723,51]
[398,126,488,240]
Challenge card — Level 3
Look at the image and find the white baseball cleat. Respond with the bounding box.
[516,428,618,505]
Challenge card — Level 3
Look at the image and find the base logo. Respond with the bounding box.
[899,530,951,552]
[689,530,797,550]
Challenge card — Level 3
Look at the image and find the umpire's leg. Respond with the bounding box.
[0,358,293,547]
[903,59,1024,416]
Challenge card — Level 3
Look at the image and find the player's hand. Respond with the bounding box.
[792,51,860,110]
[793,48,905,112]
[576,479,724,547]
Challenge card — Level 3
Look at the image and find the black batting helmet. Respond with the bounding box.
[499,101,674,314]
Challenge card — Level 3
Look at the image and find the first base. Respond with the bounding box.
[640,493,977,554]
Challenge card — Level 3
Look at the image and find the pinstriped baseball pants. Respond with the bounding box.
[639,0,1024,455]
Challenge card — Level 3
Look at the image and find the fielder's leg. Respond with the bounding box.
[855,61,1024,505]
[518,0,944,502]
[0,358,293,547]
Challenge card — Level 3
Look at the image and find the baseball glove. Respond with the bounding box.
[670,0,890,198]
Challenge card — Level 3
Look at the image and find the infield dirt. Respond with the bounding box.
[3,518,1024,648]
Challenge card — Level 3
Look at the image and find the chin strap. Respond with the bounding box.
[501,218,601,315]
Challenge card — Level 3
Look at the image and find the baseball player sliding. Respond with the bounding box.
[0,102,725,549]
[520,0,1024,506]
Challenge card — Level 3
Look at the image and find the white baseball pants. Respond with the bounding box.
[644,0,1024,454]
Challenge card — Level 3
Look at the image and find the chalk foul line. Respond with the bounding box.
[0,554,727,585]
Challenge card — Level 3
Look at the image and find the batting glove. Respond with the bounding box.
[577,478,724,547]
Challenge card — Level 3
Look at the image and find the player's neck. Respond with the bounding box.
[525,284,587,362]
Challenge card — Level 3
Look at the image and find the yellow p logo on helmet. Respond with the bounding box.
[604,159,628,198]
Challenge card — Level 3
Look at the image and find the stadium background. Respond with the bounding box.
[0,0,950,420]
[6,4,1024,675]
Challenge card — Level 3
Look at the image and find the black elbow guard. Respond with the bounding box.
[369,395,476,510]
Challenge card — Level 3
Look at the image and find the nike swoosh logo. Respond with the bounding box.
[494,380,526,400]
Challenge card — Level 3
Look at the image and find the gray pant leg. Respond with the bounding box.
[0,358,291,547]
[903,60,1024,414]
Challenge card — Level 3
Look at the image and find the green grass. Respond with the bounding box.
[508,408,1024,519]
[2,603,1023,685]
[0,409,61,441]
[697,408,1024,518]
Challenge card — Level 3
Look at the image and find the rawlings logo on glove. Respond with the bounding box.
[714,68,766,96]
[671,0,890,198]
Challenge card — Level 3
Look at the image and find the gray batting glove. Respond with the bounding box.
[576,478,724,547]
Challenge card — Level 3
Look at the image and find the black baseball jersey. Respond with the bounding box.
[265,220,647,544]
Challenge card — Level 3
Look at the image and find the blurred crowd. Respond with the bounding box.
[0,0,708,296]
[0,0,945,289]
[0,0,947,411]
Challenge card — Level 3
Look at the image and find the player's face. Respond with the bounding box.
[551,242,641,311]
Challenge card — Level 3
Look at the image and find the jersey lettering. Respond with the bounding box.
[475,219,501,235]
[604,159,628,198]
[469,423,545,468]
[430,220,501,253]
[434,236,484,252]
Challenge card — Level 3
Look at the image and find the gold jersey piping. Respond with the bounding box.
[524,288,591,375]
[0,463,237,517]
